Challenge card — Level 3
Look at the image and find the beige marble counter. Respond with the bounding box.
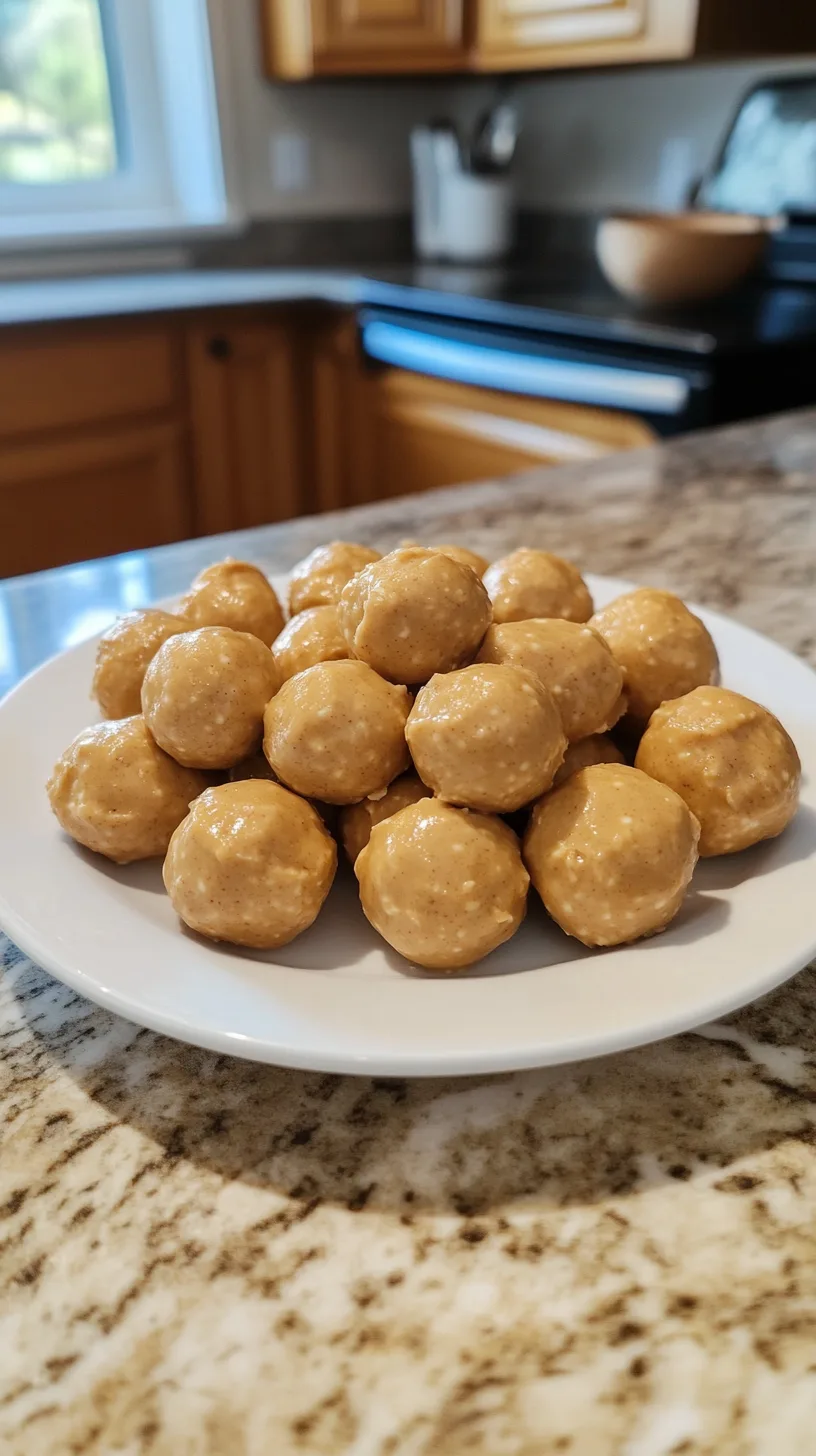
[2,410,816,1455]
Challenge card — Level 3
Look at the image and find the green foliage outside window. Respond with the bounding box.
[0,0,117,183]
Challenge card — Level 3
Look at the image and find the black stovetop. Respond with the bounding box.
[361,264,816,359]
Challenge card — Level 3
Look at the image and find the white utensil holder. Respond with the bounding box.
[415,172,515,263]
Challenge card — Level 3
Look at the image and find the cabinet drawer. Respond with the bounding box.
[0,321,181,441]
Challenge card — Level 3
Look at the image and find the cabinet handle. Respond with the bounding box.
[207,336,232,361]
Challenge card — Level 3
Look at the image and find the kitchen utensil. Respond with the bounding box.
[470,102,519,175]
[596,211,771,305]
[2,574,814,1076]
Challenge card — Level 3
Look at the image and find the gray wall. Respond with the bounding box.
[222,1,815,218]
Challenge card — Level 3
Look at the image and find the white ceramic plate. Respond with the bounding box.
[0,574,815,1077]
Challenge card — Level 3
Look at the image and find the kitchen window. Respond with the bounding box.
[0,0,239,248]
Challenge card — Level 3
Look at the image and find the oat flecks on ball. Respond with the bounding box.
[47,716,209,864]
[590,587,719,724]
[271,604,349,683]
[288,541,381,616]
[356,799,529,971]
[142,626,280,771]
[179,559,285,646]
[483,549,593,625]
[339,772,431,865]
[552,734,626,789]
[164,781,336,949]
[264,658,410,805]
[524,763,700,947]
[339,546,491,685]
[635,685,801,856]
[477,618,625,742]
[92,608,187,720]
[406,663,566,813]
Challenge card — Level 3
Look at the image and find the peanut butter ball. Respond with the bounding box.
[264,659,410,805]
[356,800,529,971]
[179,559,284,646]
[164,781,336,949]
[432,544,489,576]
[635,686,801,856]
[406,663,566,813]
[339,546,491,685]
[524,764,700,947]
[142,627,279,771]
[477,619,625,742]
[288,541,381,615]
[228,753,342,834]
[552,734,626,789]
[590,588,719,724]
[484,549,593,625]
[92,608,187,719]
[339,772,431,864]
[271,605,349,683]
[47,716,209,864]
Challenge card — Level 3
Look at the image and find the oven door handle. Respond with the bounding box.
[361,317,692,417]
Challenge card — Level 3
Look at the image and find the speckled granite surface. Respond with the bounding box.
[2,410,816,1455]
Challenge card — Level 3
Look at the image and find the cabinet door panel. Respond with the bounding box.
[483,0,643,47]
[316,0,459,46]
[360,368,656,499]
[472,0,697,68]
[356,387,654,498]
[0,321,180,440]
[0,423,192,578]
[185,315,306,538]
[311,0,463,68]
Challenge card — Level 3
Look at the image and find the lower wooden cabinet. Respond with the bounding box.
[0,302,657,578]
[310,310,655,509]
[0,308,310,578]
[0,421,192,578]
[263,0,816,78]
[0,315,193,578]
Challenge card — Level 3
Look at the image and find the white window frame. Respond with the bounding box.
[0,0,243,249]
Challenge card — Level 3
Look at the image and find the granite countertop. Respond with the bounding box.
[2,410,816,1455]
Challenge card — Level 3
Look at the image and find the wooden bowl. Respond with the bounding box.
[596,211,771,306]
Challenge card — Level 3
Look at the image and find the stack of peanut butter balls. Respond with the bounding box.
[47,543,801,970]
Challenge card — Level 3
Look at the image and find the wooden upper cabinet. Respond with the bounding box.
[471,0,695,71]
[262,0,816,76]
[470,0,816,71]
[263,0,464,77]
